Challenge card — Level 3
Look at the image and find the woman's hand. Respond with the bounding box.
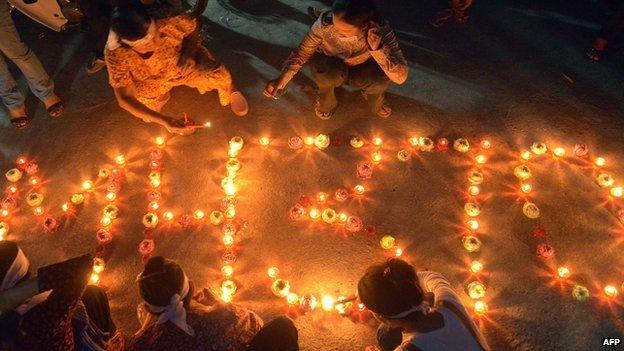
[164,117,201,135]
[263,75,289,98]
[366,24,383,51]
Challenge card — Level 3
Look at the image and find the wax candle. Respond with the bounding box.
[221,265,234,278]
[380,235,395,250]
[557,266,570,279]
[321,295,335,312]
[267,267,279,279]
[468,171,484,185]
[463,235,482,252]
[464,203,481,217]
[531,142,547,155]
[350,136,364,148]
[522,202,540,219]
[142,213,159,228]
[5,169,22,182]
[271,279,290,298]
[473,301,488,315]
[453,138,470,153]
[470,261,483,273]
[596,174,615,188]
[467,281,486,299]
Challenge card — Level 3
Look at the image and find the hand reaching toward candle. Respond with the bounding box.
[263,74,290,99]
[164,117,202,135]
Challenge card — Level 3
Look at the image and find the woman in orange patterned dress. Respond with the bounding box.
[105,1,248,135]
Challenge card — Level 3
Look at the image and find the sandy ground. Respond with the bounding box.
[1,0,624,350]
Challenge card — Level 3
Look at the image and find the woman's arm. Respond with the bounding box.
[416,271,464,309]
[367,22,409,84]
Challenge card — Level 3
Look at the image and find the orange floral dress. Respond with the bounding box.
[104,14,232,110]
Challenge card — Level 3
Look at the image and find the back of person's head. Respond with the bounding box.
[0,241,30,291]
[332,0,380,27]
[357,258,424,317]
[111,0,152,41]
[137,256,186,307]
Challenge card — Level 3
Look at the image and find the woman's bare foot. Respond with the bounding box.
[229,91,248,116]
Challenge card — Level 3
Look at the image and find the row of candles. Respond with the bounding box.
[515,142,623,300]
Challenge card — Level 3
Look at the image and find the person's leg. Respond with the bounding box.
[347,58,391,117]
[247,316,299,351]
[309,54,347,119]
[377,324,403,351]
[0,54,26,113]
[0,2,57,106]
[78,0,112,73]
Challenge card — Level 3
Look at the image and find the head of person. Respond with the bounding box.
[357,258,425,328]
[110,1,156,53]
[332,0,380,37]
[0,241,30,292]
[137,256,193,310]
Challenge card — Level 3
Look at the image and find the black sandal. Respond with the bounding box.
[10,116,29,129]
[46,101,65,118]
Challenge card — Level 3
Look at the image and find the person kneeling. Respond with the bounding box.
[105,1,248,135]
[264,0,407,119]
[358,259,489,351]
[130,256,299,351]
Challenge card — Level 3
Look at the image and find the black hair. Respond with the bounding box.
[138,256,188,307]
[357,258,424,317]
[332,0,380,27]
[110,1,152,41]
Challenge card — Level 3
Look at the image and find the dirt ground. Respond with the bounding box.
[1,0,624,350]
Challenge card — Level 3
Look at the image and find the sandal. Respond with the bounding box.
[314,97,335,120]
[10,116,29,129]
[46,101,65,118]
[376,104,392,118]
[586,48,602,61]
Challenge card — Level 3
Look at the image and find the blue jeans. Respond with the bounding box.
[0,1,55,112]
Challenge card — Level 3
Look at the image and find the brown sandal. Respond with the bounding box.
[10,116,29,129]
[46,101,65,118]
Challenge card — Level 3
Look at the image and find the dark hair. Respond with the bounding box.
[110,1,151,41]
[357,258,424,317]
[332,0,380,27]
[138,256,187,307]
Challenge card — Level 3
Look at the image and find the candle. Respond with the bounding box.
[462,235,482,252]
[595,157,606,167]
[572,285,589,301]
[286,292,299,306]
[371,151,382,163]
[475,155,486,165]
[221,265,234,278]
[531,142,547,155]
[71,193,85,205]
[372,137,382,147]
[317,192,328,203]
[271,279,290,298]
[304,136,315,147]
[480,139,491,150]
[350,136,364,148]
[82,180,94,192]
[0,209,9,218]
[453,138,470,153]
[93,258,105,274]
[467,281,486,299]
[115,154,126,166]
[221,280,237,302]
[338,212,348,222]
[103,204,119,219]
[468,185,480,196]
[468,171,484,185]
[155,136,166,148]
[106,192,117,202]
[6,185,17,195]
[514,165,532,180]
[322,208,337,224]
[321,295,335,311]
[163,211,174,221]
[610,187,623,198]
[300,294,318,311]
[470,261,483,273]
[473,301,488,316]
[267,267,279,279]
[223,235,234,247]
[380,235,395,250]
[314,134,330,150]
[259,136,270,147]
[142,213,159,228]
[604,285,618,298]
[464,202,481,217]
[223,179,236,197]
[467,219,479,231]
[557,266,570,279]
[0,222,8,240]
[89,273,101,285]
[354,185,365,195]
[522,202,540,219]
[210,211,224,225]
[397,149,410,162]
[408,136,419,147]
[100,216,112,227]
[309,207,321,220]
[520,150,531,161]
[193,210,205,220]
[520,183,532,194]
[5,169,22,182]
[29,177,40,187]
[596,173,615,188]
[553,147,565,158]
[394,247,403,257]
[149,201,159,211]
[33,206,44,216]
[228,136,244,156]
[26,192,44,207]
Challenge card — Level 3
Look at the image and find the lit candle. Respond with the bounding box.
[6,185,17,195]
[223,179,236,197]
[531,142,547,155]
[475,155,486,165]
[468,185,480,196]
[33,207,44,216]
[467,219,479,231]
[225,206,236,219]
[82,180,94,192]
[149,201,160,211]
[210,211,224,225]
[604,285,618,298]
[150,178,161,188]
[522,202,540,219]
[155,136,166,148]
[223,235,234,247]
[309,207,320,220]
[520,150,531,161]
[193,210,205,220]
[314,134,330,150]
[408,136,419,147]
[397,149,410,162]
[93,258,105,274]
[317,192,328,203]
[394,247,403,257]
[29,177,40,187]
[464,202,481,217]
[267,267,279,279]
[350,136,364,148]
[338,212,348,222]
[557,266,570,279]
[304,136,315,147]
[115,155,126,166]
[5,169,22,183]
[473,301,488,316]
[163,211,174,221]
[480,139,491,150]
[142,213,159,228]
[322,208,337,224]
[221,265,234,278]
[0,209,9,218]
[259,136,270,148]
[100,216,112,227]
[106,192,117,202]
[372,137,382,147]
[0,222,9,240]
[467,281,486,299]
[520,183,532,194]
[595,157,606,167]
[321,295,335,312]
[610,187,623,198]
[371,150,382,164]
[228,136,244,157]
[61,202,70,212]
[286,292,299,306]
[354,184,365,195]
[470,261,483,273]
[89,273,100,285]
[380,235,395,250]
[514,165,532,180]
[271,279,290,297]
[553,147,565,158]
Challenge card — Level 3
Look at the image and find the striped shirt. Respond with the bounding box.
[281,11,408,85]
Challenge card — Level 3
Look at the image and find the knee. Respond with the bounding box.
[362,77,390,94]
[311,61,346,87]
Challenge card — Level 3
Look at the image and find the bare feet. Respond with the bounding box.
[229,91,248,116]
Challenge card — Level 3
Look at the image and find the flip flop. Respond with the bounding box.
[46,101,65,118]
[229,91,248,117]
[10,116,29,129]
